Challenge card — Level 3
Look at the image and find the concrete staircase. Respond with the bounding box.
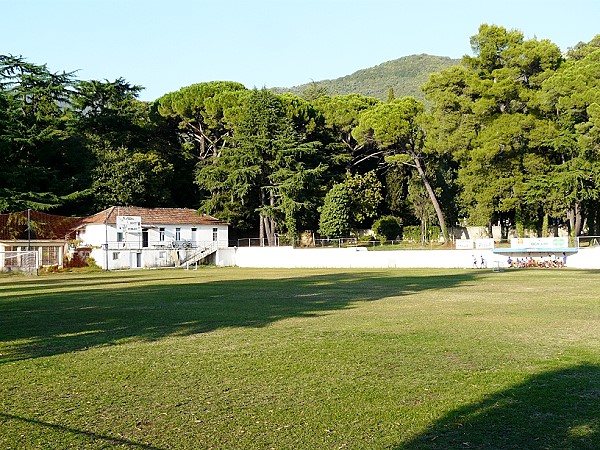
[178,242,218,267]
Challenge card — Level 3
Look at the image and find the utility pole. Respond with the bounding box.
[27,208,31,250]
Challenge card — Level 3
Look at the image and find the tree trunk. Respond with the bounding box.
[259,214,265,246]
[266,190,276,246]
[259,188,266,246]
[515,207,524,238]
[259,189,277,246]
[574,202,583,237]
[591,204,600,235]
[263,216,273,246]
[199,135,206,159]
[270,218,276,245]
[541,213,549,238]
[411,154,448,243]
[568,202,583,237]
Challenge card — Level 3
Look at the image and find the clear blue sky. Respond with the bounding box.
[2,0,598,101]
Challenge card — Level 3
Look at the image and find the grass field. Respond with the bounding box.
[1,267,599,449]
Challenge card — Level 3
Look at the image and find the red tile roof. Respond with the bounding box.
[0,210,81,240]
[78,206,228,227]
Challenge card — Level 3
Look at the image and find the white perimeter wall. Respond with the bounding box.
[217,246,600,270]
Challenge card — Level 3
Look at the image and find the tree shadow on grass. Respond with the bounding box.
[0,412,165,449]
[0,270,476,363]
[400,364,600,450]
[0,274,196,296]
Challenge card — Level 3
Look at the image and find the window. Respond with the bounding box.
[212,228,218,241]
[191,227,197,242]
[117,232,123,242]
[175,228,181,241]
[159,251,166,259]
[159,227,165,241]
[41,247,59,266]
[112,252,120,260]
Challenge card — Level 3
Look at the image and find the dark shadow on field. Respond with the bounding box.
[0,412,164,449]
[0,270,476,362]
[0,274,196,295]
[400,364,600,450]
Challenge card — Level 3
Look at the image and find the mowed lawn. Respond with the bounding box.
[0,267,598,449]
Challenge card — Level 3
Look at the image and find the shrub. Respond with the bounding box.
[318,184,352,238]
[64,253,88,268]
[86,257,102,270]
[372,216,403,241]
[427,225,441,242]
[402,225,421,242]
[402,224,442,243]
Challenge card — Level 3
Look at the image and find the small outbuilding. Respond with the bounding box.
[0,210,80,272]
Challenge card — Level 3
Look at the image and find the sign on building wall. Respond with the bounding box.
[116,216,142,233]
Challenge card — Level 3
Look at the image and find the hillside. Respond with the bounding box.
[273,54,459,101]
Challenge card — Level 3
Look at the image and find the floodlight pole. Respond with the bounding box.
[104,206,115,272]
[104,220,109,272]
[27,208,31,250]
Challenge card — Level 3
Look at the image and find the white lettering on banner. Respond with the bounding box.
[510,237,569,248]
[456,239,474,249]
[116,216,142,233]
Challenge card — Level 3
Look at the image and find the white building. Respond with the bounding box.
[75,206,229,270]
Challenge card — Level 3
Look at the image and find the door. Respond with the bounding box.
[130,252,142,268]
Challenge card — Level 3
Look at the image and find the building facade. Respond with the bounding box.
[75,207,229,270]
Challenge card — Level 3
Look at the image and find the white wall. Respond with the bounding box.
[564,247,600,269]
[228,247,496,269]
[216,248,237,267]
[222,246,600,270]
[93,248,178,270]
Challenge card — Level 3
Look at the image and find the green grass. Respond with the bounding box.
[1,267,599,449]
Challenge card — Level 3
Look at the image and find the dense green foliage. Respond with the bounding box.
[318,182,352,237]
[318,171,383,237]
[2,25,600,242]
[196,89,326,243]
[372,215,403,240]
[423,25,600,237]
[0,58,192,215]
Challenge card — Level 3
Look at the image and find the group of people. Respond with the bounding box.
[472,255,487,269]
[506,253,567,269]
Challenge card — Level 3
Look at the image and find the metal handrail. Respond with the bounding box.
[179,241,219,266]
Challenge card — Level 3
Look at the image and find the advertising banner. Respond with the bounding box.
[475,238,495,249]
[510,237,569,249]
[456,239,474,249]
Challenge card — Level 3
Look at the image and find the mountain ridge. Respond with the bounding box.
[272,54,460,101]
